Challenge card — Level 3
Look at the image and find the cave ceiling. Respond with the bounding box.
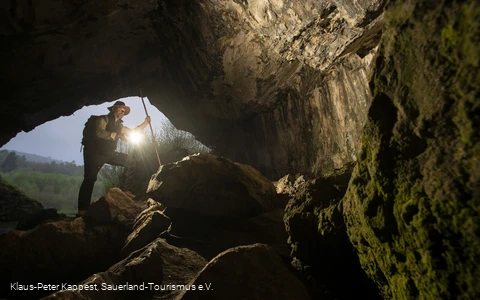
[1,0,384,179]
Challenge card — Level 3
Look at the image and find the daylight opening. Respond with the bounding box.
[0,97,210,216]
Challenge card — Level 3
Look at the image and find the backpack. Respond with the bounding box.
[81,115,101,146]
[80,115,121,152]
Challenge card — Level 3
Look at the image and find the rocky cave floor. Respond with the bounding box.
[0,153,383,300]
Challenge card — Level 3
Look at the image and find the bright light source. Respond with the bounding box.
[129,131,142,144]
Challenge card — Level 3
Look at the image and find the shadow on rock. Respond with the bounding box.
[177,244,311,300]
[16,208,67,231]
[43,238,207,300]
[0,188,143,299]
[147,154,278,219]
[283,167,381,299]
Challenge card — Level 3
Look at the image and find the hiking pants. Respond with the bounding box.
[77,147,135,211]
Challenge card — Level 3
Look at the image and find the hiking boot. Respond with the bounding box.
[124,191,136,199]
[76,210,86,217]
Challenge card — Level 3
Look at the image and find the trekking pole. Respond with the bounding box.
[139,88,162,167]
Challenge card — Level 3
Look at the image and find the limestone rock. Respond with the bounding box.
[283,168,379,298]
[343,0,480,298]
[0,218,119,299]
[121,210,171,257]
[274,174,306,204]
[147,154,276,218]
[275,174,303,196]
[152,239,208,300]
[84,188,144,229]
[44,237,207,300]
[0,189,145,299]
[132,198,165,230]
[0,176,43,222]
[284,177,344,269]
[43,239,166,300]
[177,243,310,300]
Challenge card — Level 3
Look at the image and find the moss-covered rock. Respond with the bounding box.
[343,0,480,298]
[0,175,43,222]
[283,174,346,273]
[283,166,380,299]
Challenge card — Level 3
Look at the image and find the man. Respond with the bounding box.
[77,101,151,216]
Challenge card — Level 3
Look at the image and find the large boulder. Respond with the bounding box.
[0,218,120,299]
[43,238,206,300]
[151,238,208,300]
[162,206,291,261]
[0,175,43,222]
[147,154,276,218]
[178,243,311,300]
[84,188,144,229]
[0,188,144,299]
[45,238,208,300]
[146,154,288,260]
[43,239,165,299]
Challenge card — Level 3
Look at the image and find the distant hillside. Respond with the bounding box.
[0,149,65,164]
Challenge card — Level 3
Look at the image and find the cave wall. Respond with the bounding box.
[343,0,480,298]
[220,53,376,178]
[1,0,384,179]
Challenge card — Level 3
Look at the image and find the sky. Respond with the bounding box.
[0,97,168,165]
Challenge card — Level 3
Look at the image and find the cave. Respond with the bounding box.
[2,0,383,179]
[1,0,479,299]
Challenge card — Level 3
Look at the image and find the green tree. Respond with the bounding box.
[0,170,83,212]
[1,151,17,172]
[98,119,211,195]
[154,120,211,154]
[34,174,47,192]
[17,155,27,169]
[0,150,9,165]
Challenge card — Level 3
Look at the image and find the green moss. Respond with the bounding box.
[441,3,480,146]
[343,0,480,299]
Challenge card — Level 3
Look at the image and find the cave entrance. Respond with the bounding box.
[0,97,210,214]
[1,97,168,165]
